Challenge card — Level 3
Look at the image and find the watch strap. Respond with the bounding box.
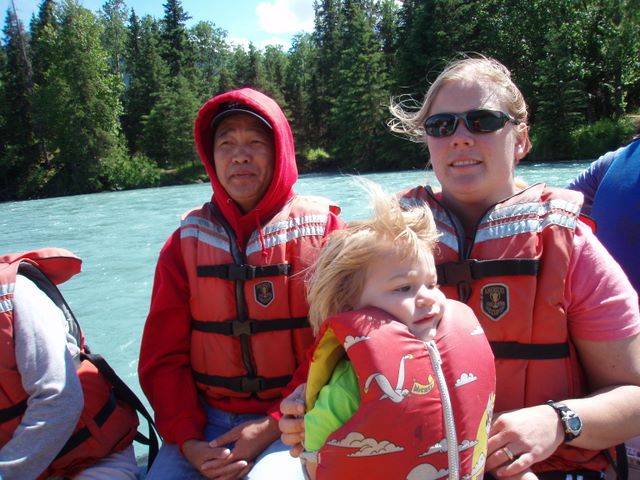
[546,400,582,442]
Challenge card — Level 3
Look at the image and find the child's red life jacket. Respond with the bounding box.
[306,302,496,480]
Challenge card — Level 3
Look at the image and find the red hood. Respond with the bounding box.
[194,88,297,244]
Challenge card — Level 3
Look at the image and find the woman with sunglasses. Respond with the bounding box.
[278,55,640,480]
[388,55,640,479]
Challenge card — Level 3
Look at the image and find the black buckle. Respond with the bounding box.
[439,260,477,285]
[231,320,253,336]
[227,265,256,280]
[241,377,264,392]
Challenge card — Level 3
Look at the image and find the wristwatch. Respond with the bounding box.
[546,400,583,442]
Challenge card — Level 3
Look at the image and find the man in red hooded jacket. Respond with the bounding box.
[138,88,343,479]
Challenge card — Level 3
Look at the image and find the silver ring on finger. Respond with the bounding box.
[502,446,515,461]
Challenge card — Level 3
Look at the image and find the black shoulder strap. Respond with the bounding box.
[83,352,160,469]
[17,263,160,470]
[18,262,83,350]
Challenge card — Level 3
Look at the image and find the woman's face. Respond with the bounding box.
[425,78,529,211]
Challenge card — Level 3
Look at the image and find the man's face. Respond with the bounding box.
[213,113,275,213]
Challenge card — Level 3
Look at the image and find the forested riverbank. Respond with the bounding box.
[1,0,638,200]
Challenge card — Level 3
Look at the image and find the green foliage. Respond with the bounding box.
[34,0,125,195]
[99,0,128,78]
[102,146,161,190]
[122,13,167,153]
[299,147,332,171]
[283,33,316,150]
[160,0,193,78]
[140,76,199,167]
[189,20,229,97]
[568,118,635,160]
[329,0,390,171]
[0,7,45,200]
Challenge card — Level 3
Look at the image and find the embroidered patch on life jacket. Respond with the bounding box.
[254,281,274,307]
[481,283,509,321]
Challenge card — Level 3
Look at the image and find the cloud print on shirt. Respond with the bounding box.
[455,372,478,387]
[344,335,370,350]
[327,431,404,456]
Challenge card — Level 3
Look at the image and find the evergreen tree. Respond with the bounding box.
[34,0,126,194]
[29,0,57,86]
[141,76,199,167]
[311,0,344,148]
[227,43,251,87]
[329,0,390,170]
[0,34,6,165]
[160,0,193,79]
[619,0,640,110]
[99,0,128,78]
[190,20,229,97]
[245,43,265,88]
[0,7,46,199]
[29,0,57,158]
[261,44,287,104]
[532,1,587,160]
[122,12,167,153]
[578,0,640,120]
[376,0,398,74]
[283,33,316,156]
[394,0,440,94]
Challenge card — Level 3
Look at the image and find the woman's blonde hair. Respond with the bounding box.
[388,54,532,153]
[307,179,440,335]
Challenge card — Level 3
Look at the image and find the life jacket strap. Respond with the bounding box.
[55,390,118,460]
[490,341,570,359]
[192,317,309,336]
[84,352,160,468]
[437,259,540,285]
[197,263,291,281]
[192,372,292,393]
[0,398,27,424]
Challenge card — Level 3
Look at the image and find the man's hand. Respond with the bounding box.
[197,416,280,479]
[279,383,306,457]
[182,439,247,480]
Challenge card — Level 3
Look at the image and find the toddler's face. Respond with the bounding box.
[356,248,445,340]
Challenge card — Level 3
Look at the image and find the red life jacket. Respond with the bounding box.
[0,248,139,478]
[180,195,339,405]
[399,183,609,473]
[306,302,496,480]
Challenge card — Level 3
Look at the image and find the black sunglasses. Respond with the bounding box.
[424,109,519,137]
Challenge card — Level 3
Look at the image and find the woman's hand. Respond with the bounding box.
[485,405,563,478]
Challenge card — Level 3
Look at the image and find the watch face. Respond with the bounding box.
[566,415,582,434]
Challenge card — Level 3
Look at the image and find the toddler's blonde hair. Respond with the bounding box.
[307,179,439,335]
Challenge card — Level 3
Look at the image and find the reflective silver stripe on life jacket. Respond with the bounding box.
[475,200,579,244]
[180,214,234,253]
[181,215,228,235]
[423,207,459,252]
[0,282,14,314]
[180,228,232,254]
[246,215,327,256]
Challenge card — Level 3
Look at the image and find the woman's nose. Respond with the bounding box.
[449,124,475,147]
